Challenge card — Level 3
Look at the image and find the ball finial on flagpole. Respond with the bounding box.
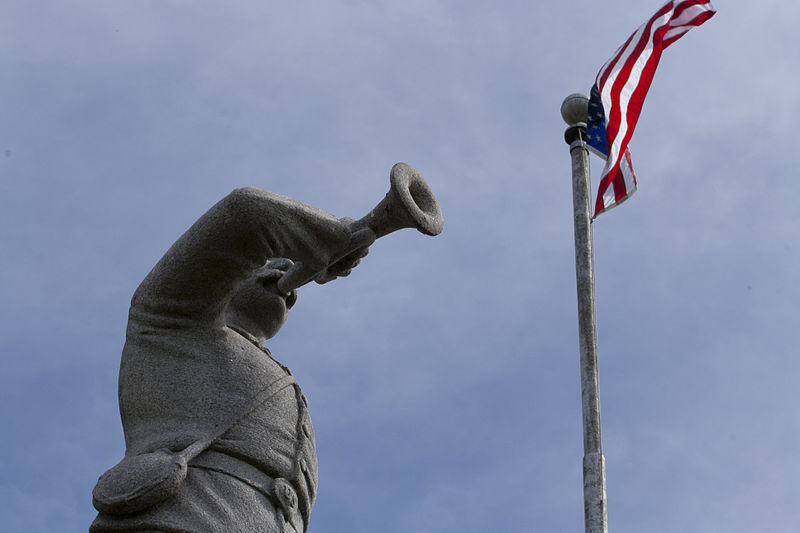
[561,93,589,126]
[561,93,589,145]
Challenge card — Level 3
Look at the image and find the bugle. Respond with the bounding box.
[277,162,443,293]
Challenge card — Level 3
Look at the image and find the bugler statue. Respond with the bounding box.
[91,163,443,533]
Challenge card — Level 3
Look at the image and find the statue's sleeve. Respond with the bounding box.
[129,187,349,328]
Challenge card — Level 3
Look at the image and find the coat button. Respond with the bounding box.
[302,421,312,438]
[283,485,297,507]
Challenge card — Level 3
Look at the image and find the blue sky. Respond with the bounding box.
[2,1,798,532]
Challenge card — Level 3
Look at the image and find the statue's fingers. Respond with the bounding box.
[266,257,294,271]
[328,253,363,274]
[276,261,316,293]
[341,259,360,271]
[348,228,376,251]
[313,272,337,285]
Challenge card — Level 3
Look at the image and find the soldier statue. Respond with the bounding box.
[91,163,442,533]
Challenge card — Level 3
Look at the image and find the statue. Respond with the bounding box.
[90,163,443,533]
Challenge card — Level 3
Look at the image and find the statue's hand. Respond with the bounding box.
[314,220,375,284]
[276,218,375,293]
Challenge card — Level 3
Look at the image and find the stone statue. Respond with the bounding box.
[90,163,443,533]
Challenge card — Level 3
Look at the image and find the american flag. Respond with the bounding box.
[587,0,717,217]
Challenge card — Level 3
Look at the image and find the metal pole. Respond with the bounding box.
[561,93,608,533]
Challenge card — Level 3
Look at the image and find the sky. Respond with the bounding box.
[1,1,798,532]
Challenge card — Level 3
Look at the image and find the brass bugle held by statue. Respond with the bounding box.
[277,162,443,293]
[354,161,444,239]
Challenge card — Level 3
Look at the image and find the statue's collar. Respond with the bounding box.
[228,325,272,357]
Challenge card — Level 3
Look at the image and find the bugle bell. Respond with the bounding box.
[354,162,443,239]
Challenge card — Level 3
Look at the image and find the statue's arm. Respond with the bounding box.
[129,187,351,327]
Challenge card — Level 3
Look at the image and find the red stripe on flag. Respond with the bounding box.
[596,31,636,90]
[598,1,673,87]
[663,5,716,47]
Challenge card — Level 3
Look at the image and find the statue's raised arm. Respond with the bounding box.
[131,187,356,329]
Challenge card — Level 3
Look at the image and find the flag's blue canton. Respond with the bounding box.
[586,84,608,157]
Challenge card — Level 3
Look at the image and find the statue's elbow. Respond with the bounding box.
[225,186,261,205]
[219,187,267,218]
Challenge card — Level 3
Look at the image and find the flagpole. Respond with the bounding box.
[561,93,608,533]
